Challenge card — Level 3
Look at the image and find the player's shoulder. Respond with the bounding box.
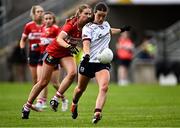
[26,21,35,26]
[52,24,59,29]
[85,22,93,27]
[103,21,110,27]
[66,17,77,25]
[84,22,96,29]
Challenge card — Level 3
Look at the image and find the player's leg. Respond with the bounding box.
[118,60,131,86]
[22,62,54,119]
[29,66,38,85]
[71,73,90,119]
[92,69,110,123]
[35,65,48,110]
[50,56,76,112]
[51,68,60,90]
[28,51,41,85]
[51,67,69,112]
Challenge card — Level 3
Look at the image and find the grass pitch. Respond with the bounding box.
[0,82,180,127]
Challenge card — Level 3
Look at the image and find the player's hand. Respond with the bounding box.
[120,25,131,32]
[20,48,26,58]
[81,54,90,67]
[66,44,79,55]
[31,44,39,51]
[20,48,25,55]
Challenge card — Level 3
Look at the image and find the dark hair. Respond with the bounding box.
[43,11,56,24]
[94,2,109,13]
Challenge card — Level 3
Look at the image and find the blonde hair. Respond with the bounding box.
[75,4,91,17]
[30,5,44,20]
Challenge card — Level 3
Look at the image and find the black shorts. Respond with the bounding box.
[38,52,59,70]
[28,51,41,66]
[117,59,132,68]
[38,53,45,66]
[43,52,60,66]
[79,62,111,78]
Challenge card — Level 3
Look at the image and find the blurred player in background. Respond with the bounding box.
[70,2,131,124]
[116,31,134,86]
[34,11,68,111]
[21,4,92,119]
[19,5,44,85]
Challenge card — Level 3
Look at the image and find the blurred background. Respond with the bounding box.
[0,0,180,86]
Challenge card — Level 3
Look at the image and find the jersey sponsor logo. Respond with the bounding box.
[98,25,104,29]
[65,37,81,45]
[28,32,41,40]
[98,32,110,39]
[40,37,53,45]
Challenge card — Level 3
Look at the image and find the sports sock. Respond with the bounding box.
[72,98,78,104]
[24,101,32,111]
[53,91,64,102]
[37,97,46,104]
[94,108,102,113]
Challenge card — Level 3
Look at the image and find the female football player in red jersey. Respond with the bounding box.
[19,5,44,85]
[34,11,68,112]
[21,4,92,119]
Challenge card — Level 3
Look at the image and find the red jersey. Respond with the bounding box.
[22,21,43,52]
[46,17,82,58]
[117,38,134,60]
[40,24,60,53]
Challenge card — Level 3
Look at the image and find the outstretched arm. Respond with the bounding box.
[111,28,121,34]
[111,25,131,35]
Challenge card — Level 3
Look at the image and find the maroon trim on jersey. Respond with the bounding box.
[82,38,91,42]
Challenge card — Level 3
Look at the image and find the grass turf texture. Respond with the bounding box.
[0,82,180,127]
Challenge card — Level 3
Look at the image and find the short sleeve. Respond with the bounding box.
[82,25,92,41]
[22,24,30,37]
[105,21,111,29]
[61,22,72,35]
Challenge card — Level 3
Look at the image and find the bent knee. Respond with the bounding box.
[38,79,49,88]
[67,71,77,79]
[100,84,109,92]
[76,86,85,93]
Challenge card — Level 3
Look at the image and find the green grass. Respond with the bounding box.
[0,82,180,127]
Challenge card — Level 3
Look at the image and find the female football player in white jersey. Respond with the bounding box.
[71,2,131,124]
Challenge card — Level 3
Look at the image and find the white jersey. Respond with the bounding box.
[82,21,111,63]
